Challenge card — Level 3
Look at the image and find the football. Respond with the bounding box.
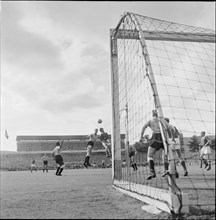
[98,119,102,124]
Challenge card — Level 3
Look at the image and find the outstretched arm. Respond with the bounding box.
[60,140,64,149]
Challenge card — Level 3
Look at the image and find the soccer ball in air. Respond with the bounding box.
[98,119,102,124]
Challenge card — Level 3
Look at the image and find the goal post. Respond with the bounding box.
[110,12,215,215]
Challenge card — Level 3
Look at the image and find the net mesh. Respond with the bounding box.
[111,12,215,216]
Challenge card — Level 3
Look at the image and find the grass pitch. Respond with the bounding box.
[1,168,170,219]
[0,166,215,219]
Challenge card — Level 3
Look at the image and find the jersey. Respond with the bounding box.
[200,136,210,147]
[89,133,99,142]
[52,146,61,156]
[143,117,171,134]
[100,132,109,142]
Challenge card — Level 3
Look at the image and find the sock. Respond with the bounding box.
[84,156,88,164]
[149,160,155,173]
[131,163,135,171]
[56,167,60,175]
[134,163,137,170]
[181,160,187,172]
[164,161,169,172]
[58,168,63,175]
[86,156,90,165]
[200,159,203,167]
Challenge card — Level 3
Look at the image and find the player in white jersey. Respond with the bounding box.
[41,153,48,173]
[83,129,100,168]
[165,118,188,177]
[99,127,111,157]
[199,131,211,170]
[30,159,37,172]
[52,140,65,176]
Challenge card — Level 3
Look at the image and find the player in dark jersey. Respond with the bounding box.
[99,128,111,157]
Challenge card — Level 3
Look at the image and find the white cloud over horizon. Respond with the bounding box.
[1,1,215,151]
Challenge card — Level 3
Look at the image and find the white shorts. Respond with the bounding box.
[168,139,180,151]
[200,146,211,155]
[31,164,36,168]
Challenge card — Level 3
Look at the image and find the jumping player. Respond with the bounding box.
[41,153,48,173]
[164,118,188,177]
[99,127,111,157]
[52,140,65,176]
[139,110,173,180]
[83,129,100,168]
[199,131,211,171]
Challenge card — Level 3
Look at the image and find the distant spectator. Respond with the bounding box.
[41,153,48,173]
[30,159,37,172]
[99,127,112,157]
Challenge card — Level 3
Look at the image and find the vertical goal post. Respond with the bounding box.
[110,12,215,215]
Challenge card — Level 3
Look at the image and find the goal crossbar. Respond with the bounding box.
[111,29,216,43]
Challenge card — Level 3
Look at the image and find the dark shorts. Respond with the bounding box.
[43,160,48,165]
[86,141,94,147]
[54,155,64,166]
[129,150,135,158]
[149,133,164,151]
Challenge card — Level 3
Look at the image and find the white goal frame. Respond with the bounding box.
[110,12,215,214]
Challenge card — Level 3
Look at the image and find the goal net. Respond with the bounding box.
[110,12,215,215]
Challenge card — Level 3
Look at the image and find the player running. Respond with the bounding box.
[164,118,188,177]
[41,153,48,173]
[139,109,173,180]
[199,131,211,171]
[83,128,100,168]
[99,127,111,157]
[52,140,65,176]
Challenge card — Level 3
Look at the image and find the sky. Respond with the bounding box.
[1,1,215,151]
